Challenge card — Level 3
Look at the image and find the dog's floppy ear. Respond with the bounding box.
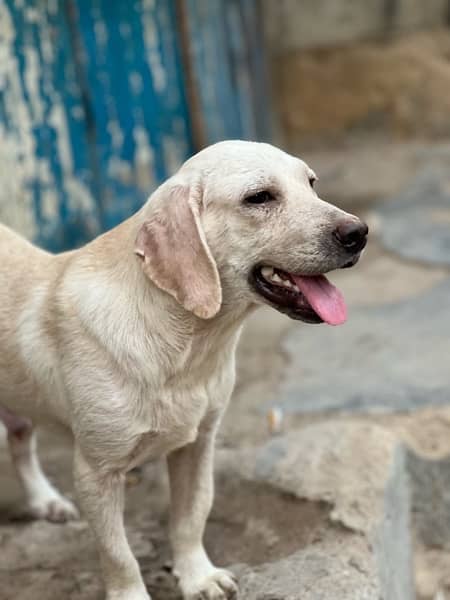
[134,183,222,319]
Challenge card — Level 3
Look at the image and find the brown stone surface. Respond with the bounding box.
[273,31,450,146]
[263,0,449,52]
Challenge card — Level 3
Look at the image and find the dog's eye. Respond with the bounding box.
[244,191,275,205]
[309,177,316,189]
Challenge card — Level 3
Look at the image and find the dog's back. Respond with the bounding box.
[0,223,52,296]
[0,225,64,420]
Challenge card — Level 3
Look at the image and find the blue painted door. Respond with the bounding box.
[0,0,99,250]
[72,0,194,232]
[0,0,271,251]
[185,0,272,145]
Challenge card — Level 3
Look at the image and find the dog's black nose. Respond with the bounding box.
[333,219,368,252]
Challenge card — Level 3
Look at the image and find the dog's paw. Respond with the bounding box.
[28,495,79,523]
[182,568,238,600]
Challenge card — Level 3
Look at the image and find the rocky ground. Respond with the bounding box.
[2,137,450,599]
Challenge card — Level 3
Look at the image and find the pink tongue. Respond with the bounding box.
[291,274,347,325]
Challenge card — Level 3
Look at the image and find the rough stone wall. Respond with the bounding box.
[264,0,449,52]
[273,31,450,146]
[264,1,450,146]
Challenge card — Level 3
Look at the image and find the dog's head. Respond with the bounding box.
[135,141,367,324]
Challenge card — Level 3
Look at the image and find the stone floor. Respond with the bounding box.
[2,137,450,599]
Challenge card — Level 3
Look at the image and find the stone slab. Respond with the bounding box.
[235,539,379,600]
[267,277,450,416]
[217,421,414,600]
[376,166,450,266]
[408,451,450,549]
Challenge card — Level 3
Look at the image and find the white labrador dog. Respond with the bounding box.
[0,141,367,599]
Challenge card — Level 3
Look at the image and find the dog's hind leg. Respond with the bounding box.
[0,406,79,522]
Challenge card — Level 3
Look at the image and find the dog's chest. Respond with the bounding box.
[124,383,209,470]
[126,423,199,471]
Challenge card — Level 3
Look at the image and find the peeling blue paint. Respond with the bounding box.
[2,0,99,251]
[0,0,271,251]
[73,0,194,231]
[185,0,272,145]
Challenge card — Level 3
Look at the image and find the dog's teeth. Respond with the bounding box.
[293,284,300,292]
[261,267,274,280]
[261,267,298,291]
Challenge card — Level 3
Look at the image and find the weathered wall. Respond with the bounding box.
[0,0,192,250]
[0,1,96,245]
[0,1,272,250]
[264,1,450,147]
[264,0,449,52]
[274,31,450,148]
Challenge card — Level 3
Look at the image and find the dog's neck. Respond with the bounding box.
[63,214,253,385]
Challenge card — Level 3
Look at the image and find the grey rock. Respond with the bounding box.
[218,421,414,600]
[268,277,450,416]
[374,445,414,600]
[377,166,450,266]
[408,450,450,549]
[235,540,379,600]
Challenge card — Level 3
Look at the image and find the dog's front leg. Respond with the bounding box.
[167,414,238,600]
[73,446,150,600]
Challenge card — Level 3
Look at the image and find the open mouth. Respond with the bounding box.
[251,266,347,325]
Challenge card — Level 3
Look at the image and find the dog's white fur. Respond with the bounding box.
[0,141,362,599]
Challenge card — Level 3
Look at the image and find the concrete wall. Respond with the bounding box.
[264,0,449,52]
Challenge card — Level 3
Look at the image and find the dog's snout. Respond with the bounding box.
[333,219,368,252]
